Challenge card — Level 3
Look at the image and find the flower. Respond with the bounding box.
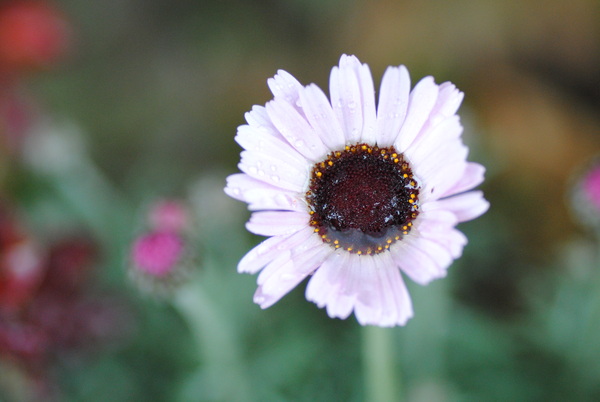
[148,199,189,233]
[225,54,489,327]
[0,0,70,71]
[131,231,185,278]
[570,157,600,231]
[127,198,194,296]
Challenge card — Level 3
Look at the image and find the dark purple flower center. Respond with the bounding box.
[306,144,420,255]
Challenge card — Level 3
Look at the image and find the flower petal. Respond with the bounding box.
[416,82,464,138]
[236,124,306,172]
[306,252,413,327]
[224,173,305,212]
[391,236,448,285]
[405,116,463,167]
[376,65,410,147]
[267,69,303,107]
[239,150,308,192]
[254,235,333,309]
[441,162,486,198]
[298,84,345,151]
[306,251,355,319]
[431,191,490,223]
[372,252,413,326]
[244,105,286,142]
[266,98,328,161]
[329,55,377,144]
[237,227,314,274]
[246,211,308,237]
[394,76,439,152]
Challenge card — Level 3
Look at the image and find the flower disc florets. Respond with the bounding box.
[307,143,420,255]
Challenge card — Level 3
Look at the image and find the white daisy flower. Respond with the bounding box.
[225,54,489,327]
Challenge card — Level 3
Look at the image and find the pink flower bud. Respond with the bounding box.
[131,231,184,278]
[148,200,189,233]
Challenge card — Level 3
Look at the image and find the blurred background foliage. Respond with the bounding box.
[1,0,599,401]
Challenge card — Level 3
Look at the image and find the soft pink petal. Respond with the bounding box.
[352,256,385,326]
[298,84,346,151]
[373,252,413,326]
[417,147,469,200]
[415,82,464,137]
[238,150,308,192]
[394,77,439,153]
[245,211,308,236]
[224,174,305,212]
[391,236,448,285]
[356,61,378,144]
[267,69,303,108]
[306,252,413,327]
[306,252,354,318]
[426,227,468,259]
[237,227,314,274]
[440,162,486,198]
[415,207,458,229]
[254,236,333,309]
[329,55,377,144]
[236,125,306,170]
[431,191,490,223]
[405,116,463,166]
[376,65,410,146]
[266,98,328,161]
[244,105,287,142]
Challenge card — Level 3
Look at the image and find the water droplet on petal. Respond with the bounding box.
[271,175,280,183]
[258,169,265,176]
[295,140,304,148]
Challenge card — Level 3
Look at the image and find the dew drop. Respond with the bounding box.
[254,295,265,304]
[248,166,258,175]
[294,140,305,148]
[270,165,277,172]
[258,169,265,176]
[271,175,280,183]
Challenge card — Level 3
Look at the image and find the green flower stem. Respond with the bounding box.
[362,326,401,402]
[173,280,253,402]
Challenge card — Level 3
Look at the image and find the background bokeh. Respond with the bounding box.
[1,0,599,400]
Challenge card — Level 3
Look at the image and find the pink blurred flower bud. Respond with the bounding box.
[571,158,600,231]
[148,200,189,233]
[131,231,184,278]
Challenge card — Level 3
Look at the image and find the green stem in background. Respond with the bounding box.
[361,326,401,402]
[173,280,253,402]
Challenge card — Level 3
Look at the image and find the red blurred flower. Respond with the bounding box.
[0,202,44,313]
[0,0,70,72]
[0,205,132,399]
